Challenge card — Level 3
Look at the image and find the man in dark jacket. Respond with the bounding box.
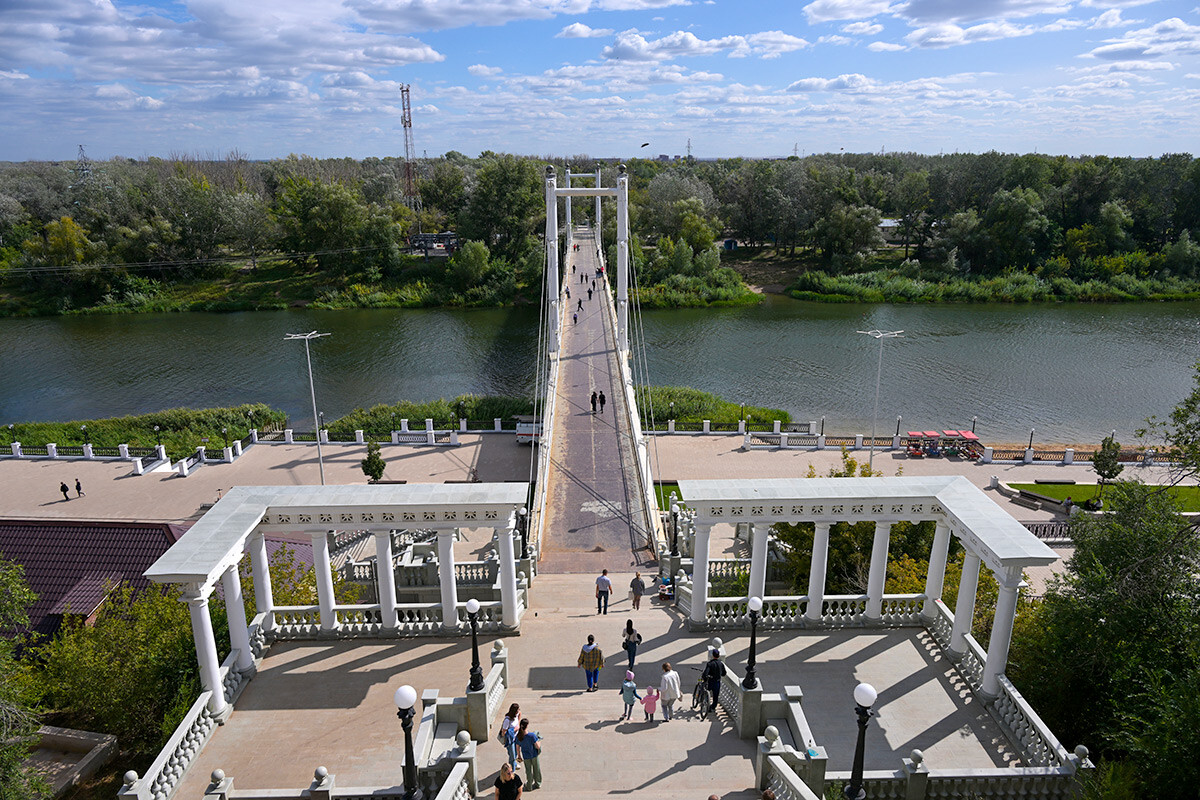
[701,649,726,715]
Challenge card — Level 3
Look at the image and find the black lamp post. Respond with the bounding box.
[518,506,529,559]
[465,599,484,692]
[154,425,161,447]
[669,401,674,420]
[844,682,878,800]
[222,427,229,448]
[742,596,762,690]
[81,425,89,444]
[740,403,744,421]
[393,684,422,800]
[821,416,825,435]
[247,409,254,434]
[895,416,902,437]
[1028,428,1035,450]
[971,416,977,433]
[392,412,397,434]
[319,411,325,438]
[670,502,680,556]
[7,424,13,445]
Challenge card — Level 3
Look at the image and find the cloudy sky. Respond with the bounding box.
[1,0,1198,161]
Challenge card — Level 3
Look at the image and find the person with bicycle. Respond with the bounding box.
[701,649,726,717]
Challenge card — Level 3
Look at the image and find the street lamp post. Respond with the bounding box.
[284,331,331,486]
[742,596,763,690]
[971,416,977,433]
[154,425,161,447]
[895,416,902,437]
[669,401,674,421]
[81,425,89,445]
[393,684,422,800]
[465,599,484,692]
[844,683,878,800]
[518,506,529,559]
[670,502,681,556]
[1028,428,1035,450]
[7,424,14,445]
[222,427,229,448]
[821,416,825,436]
[856,329,903,474]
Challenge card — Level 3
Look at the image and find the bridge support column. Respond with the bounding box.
[565,169,573,253]
[864,521,891,622]
[376,531,399,629]
[948,549,981,658]
[544,167,560,352]
[921,522,951,621]
[595,165,602,245]
[438,529,460,630]
[805,522,831,623]
[616,164,629,353]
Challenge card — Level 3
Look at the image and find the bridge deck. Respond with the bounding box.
[539,227,654,575]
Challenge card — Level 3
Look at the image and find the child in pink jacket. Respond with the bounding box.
[640,686,659,721]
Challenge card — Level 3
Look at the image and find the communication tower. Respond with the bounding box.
[400,85,420,211]
[72,144,92,186]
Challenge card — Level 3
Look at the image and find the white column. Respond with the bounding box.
[864,521,891,621]
[981,572,1023,698]
[748,523,768,600]
[564,168,573,251]
[691,523,712,625]
[922,522,951,619]
[616,165,630,352]
[595,166,602,240]
[186,591,227,716]
[498,519,519,628]
[221,565,254,672]
[544,168,560,353]
[376,531,398,629]
[311,531,337,632]
[805,522,832,622]
[437,529,460,630]
[249,532,275,632]
[949,550,982,657]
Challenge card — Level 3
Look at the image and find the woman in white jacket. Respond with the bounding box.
[659,662,682,721]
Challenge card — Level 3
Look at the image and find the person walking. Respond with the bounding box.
[565,287,570,299]
[590,391,597,414]
[577,634,604,691]
[515,719,542,790]
[573,313,578,325]
[598,391,606,414]
[640,686,659,722]
[493,762,523,800]
[587,288,593,301]
[577,298,583,311]
[621,619,642,667]
[659,662,682,721]
[595,569,612,614]
[74,478,85,497]
[630,572,645,610]
[619,670,642,720]
[701,649,727,717]
[499,703,521,771]
[59,482,71,501]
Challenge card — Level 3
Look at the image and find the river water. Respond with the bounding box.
[2,297,1196,444]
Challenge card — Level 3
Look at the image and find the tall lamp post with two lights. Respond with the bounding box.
[284,330,331,486]
[856,329,903,474]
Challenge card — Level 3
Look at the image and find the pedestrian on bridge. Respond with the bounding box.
[590,391,597,413]
[596,568,612,613]
[565,287,570,299]
[573,313,578,325]
[630,572,646,610]
[578,634,604,691]
[587,288,593,301]
[577,298,583,311]
[598,391,606,414]
[59,482,71,501]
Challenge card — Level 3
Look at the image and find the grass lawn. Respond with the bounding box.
[1010,482,1200,511]
[655,481,685,511]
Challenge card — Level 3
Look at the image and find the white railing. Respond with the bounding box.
[761,596,809,627]
[926,598,954,649]
[453,561,495,585]
[924,765,1082,798]
[122,692,219,800]
[880,593,925,625]
[432,762,471,800]
[705,596,750,626]
[993,675,1069,767]
[764,755,822,800]
[958,633,987,692]
[455,600,505,632]
[484,662,507,723]
[677,581,693,617]
[824,770,907,799]
[718,666,743,727]
[821,594,868,626]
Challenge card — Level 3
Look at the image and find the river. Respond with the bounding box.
[2,297,1196,444]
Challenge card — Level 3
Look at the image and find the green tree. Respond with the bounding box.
[361,440,386,482]
[0,557,43,800]
[449,240,489,290]
[1091,435,1124,502]
[459,155,542,262]
[811,203,883,265]
[275,176,367,274]
[420,161,466,228]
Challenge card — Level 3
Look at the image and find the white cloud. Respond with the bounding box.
[601,28,807,61]
[802,0,895,23]
[1079,0,1159,7]
[557,22,614,38]
[900,0,1072,24]
[468,64,503,76]
[1085,17,1200,60]
[843,21,884,35]
[786,73,877,92]
[1091,9,1127,27]
[745,30,811,57]
[906,20,1043,47]
[0,70,31,80]
[868,40,906,50]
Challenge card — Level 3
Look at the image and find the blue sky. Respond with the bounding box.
[1,0,1198,161]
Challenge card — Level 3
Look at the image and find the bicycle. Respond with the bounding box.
[690,667,711,717]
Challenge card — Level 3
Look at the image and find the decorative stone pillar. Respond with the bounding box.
[437,529,460,630]
[864,521,891,622]
[311,531,337,632]
[249,532,275,632]
[948,549,981,658]
[221,565,255,673]
[690,523,712,626]
[498,520,519,628]
[805,522,832,623]
[185,590,228,717]
[921,522,951,621]
[748,523,768,600]
[376,531,398,629]
[981,571,1024,699]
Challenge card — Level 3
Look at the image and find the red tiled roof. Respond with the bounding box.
[0,519,182,639]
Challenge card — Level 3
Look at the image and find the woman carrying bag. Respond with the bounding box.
[621,619,642,667]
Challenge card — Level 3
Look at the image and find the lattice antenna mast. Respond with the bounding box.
[72,144,93,186]
[400,85,420,209]
[686,138,692,161]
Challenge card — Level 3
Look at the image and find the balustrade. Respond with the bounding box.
[334,605,383,632]
[759,596,808,627]
[764,755,822,800]
[992,675,1068,767]
[453,561,496,585]
[395,604,443,632]
[879,593,925,625]
[271,605,321,636]
[958,634,987,692]
[821,595,868,626]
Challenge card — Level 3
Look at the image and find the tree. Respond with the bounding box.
[274,176,367,274]
[1092,435,1124,502]
[361,440,386,482]
[811,203,883,265]
[459,155,542,262]
[0,557,43,800]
